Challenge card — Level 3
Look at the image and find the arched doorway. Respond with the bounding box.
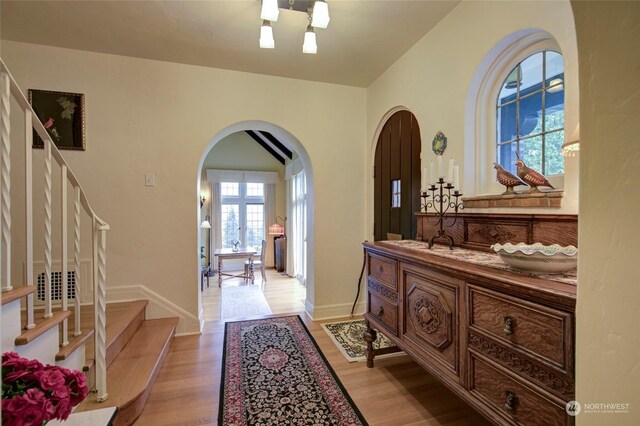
[373,110,421,241]
[195,121,315,328]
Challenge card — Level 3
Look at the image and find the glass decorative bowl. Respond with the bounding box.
[491,242,578,275]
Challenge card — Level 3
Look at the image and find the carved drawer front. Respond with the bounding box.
[367,253,398,290]
[469,353,568,426]
[402,267,460,378]
[368,292,398,336]
[465,219,531,248]
[469,286,572,370]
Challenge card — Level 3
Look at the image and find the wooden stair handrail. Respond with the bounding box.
[0,58,108,228]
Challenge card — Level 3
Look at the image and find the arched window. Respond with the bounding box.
[496,50,565,176]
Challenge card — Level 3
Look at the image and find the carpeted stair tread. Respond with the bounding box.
[76,317,178,426]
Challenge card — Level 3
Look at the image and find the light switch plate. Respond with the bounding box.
[145,172,155,187]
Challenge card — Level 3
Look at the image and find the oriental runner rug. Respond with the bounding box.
[321,319,402,363]
[219,316,368,426]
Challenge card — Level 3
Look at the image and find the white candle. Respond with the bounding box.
[453,165,460,189]
[429,162,435,184]
[421,167,427,191]
[437,156,443,178]
[447,158,454,182]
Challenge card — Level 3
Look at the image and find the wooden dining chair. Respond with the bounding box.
[245,240,267,283]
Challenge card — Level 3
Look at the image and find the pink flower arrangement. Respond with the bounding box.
[2,352,88,425]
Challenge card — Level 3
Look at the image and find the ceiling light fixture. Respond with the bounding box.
[261,0,279,22]
[258,0,328,53]
[260,20,275,49]
[311,0,330,28]
[303,25,317,54]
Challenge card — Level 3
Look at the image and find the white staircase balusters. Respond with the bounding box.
[1,58,109,400]
[60,164,69,347]
[94,221,109,402]
[44,141,53,318]
[0,72,11,292]
[73,187,81,337]
[25,109,35,329]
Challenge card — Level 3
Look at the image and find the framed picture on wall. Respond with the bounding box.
[28,89,86,151]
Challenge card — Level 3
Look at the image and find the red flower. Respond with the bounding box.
[65,369,89,406]
[35,369,66,392]
[2,351,21,362]
[2,389,51,426]
[51,391,72,420]
[2,352,88,423]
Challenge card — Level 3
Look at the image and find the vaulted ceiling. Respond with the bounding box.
[245,131,293,165]
[0,0,460,87]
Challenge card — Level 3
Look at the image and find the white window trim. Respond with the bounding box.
[471,33,568,196]
[207,169,278,184]
[221,183,265,251]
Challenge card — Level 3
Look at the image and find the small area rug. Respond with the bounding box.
[219,316,368,426]
[321,319,401,362]
[220,285,272,320]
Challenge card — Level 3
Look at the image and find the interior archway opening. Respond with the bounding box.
[195,122,315,327]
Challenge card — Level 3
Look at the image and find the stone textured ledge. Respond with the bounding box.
[462,191,563,208]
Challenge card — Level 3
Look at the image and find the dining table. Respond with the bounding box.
[213,247,257,286]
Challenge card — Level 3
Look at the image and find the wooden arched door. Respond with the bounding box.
[374,111,421,241]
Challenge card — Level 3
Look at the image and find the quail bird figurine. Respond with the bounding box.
[516,158,555,192]
[494,163,528,194]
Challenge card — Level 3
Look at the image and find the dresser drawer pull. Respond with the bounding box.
[503,316,515,336]
[504,390,518,411]
[376,306,385,317]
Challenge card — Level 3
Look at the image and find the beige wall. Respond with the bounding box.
[201,131,287,268]
[572,2,640,424]
[2,40,367,331]
[366,0,579,221]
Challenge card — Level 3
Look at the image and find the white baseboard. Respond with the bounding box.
[307,300,366,321]
[304,299,314,319]
[198,307,205,334]
[106,285,201,335]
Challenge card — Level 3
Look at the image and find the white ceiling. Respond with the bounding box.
[0,0,460,87]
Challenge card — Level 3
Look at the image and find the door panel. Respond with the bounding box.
[374,111,421,241]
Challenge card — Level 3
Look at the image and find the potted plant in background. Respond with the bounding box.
[2,352,89,425]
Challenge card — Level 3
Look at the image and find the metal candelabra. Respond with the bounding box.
[421,178,464,250]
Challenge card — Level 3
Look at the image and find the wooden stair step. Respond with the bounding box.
[56,328,95,361]
[15,310,71,345]
[77,318,179,426]
[81,300,149,369]
[1,286,35,305]
[106,301,148,368]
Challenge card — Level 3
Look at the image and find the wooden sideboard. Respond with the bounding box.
[363,241,576,426]
[416,213,578,253]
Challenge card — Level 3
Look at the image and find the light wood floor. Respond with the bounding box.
[135,269,488,425]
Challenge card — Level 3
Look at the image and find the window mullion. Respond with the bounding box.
[541,51,547,175]
[240,183,247,244]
